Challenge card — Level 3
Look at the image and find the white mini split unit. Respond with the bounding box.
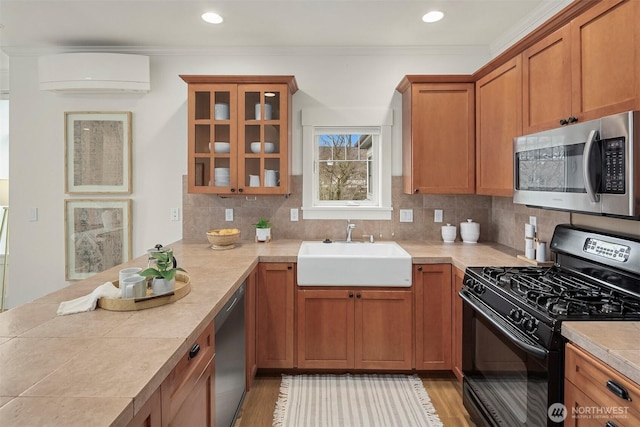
[38,53,150,93]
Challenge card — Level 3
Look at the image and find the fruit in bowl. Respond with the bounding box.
[206,228,240,249]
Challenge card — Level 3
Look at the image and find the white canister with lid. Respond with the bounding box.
[441,224,457,243]
[460,219,480,243]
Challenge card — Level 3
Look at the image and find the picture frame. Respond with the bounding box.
[64,199,132,281]
[65,111,132,194]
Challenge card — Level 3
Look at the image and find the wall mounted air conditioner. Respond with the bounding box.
[38,53,150,93]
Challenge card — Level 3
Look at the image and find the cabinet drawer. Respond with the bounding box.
[565,343,640,423]
[161,322,214,423]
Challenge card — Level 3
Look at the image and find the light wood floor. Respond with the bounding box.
[235,373,476,426]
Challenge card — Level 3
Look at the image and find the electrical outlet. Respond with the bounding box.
[434,209,443,223]
[28,207,38,222]
[170,208,181,221]
[225,208,234,221]
[399,209,413,222]
[290,208,299,222]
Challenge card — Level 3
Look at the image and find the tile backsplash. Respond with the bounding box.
[183,176,569,253]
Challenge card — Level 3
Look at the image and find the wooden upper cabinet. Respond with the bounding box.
[522,25,572,134]
[180,75,298,195]
[571,0,640,121]
[398,78,475,194]
[475,57,522,197]
[523,0,639,133]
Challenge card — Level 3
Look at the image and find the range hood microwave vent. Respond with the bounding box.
[38,53,150,93]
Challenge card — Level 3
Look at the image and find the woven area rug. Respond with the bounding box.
[273,374,444,427]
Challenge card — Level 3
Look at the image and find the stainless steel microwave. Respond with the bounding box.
[513,111,639,219]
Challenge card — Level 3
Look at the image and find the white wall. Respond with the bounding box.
[6,47,488,307]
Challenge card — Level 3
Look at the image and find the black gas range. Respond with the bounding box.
[460,224,640,426]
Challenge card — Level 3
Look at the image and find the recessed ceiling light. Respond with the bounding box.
[422,11,444,23]
[202,12,223,24]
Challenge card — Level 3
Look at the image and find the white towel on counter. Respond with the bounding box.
[57,282,121,316]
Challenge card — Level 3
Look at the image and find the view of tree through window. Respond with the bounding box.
[317,133,372,201]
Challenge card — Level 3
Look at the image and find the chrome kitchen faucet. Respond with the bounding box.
[346,222,356,242]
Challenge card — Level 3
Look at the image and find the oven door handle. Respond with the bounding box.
[460,290,549,359]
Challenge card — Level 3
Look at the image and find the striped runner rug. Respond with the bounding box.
[273,374,444,427]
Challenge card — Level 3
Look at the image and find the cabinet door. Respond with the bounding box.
[257,263,295,368]
[297,289,355,369]
[238,84,291,195]
[452,267,464,382]
[564,381,605,427]
[402,83,475,194]
[127,388,161,427]
[414,264,452,370]
[355,289,413,370]
[187,83,238,193]
[245,265,258,390]
[522,25,572,134]
[475,57,522,196]
[164,359,215,427]
[571,0,640,121]
[160,323,215,427]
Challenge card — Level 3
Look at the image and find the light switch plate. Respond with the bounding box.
[225,208,234,222]
[434,209,443,223]
[28,207,38,222]
[399,209,413,223]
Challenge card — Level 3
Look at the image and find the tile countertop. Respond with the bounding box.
[562,322,640,385]
[0,239,528,426]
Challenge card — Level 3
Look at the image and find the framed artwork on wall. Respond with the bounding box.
[64,199,132,281]
[65,111,132,194]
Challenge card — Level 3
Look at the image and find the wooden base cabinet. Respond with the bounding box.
[160,323,215,427]
[297,288,413,370]
[256,262,295,369]
[565,343,640,427]
[245,265,258,390]
[414,264,452,370]
[452,267,464,381]
[127,388,162,427]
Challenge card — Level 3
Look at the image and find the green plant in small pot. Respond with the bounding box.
[140,249,187,295]
[254,217,272,242]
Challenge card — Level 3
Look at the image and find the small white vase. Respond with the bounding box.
[152,277,175,295]
[256,228,271,242]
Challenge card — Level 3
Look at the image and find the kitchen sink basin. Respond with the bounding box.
[297,241,412,287]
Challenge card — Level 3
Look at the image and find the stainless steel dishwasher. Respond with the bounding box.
[215,282,246,427]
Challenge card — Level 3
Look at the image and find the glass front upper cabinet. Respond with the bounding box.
[182,76,297,195]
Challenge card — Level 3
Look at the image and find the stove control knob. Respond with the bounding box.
[509,309,524,323]
[523,317,539,333]
[472,283,486,295]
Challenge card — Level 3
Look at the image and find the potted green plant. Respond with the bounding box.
[141,249,187,295]
[254,217,272,242]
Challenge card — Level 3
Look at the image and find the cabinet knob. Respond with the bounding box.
[568,116,578,124]
[559,118,568,126]
[356,293,361,299]
[238,188,244,193]
[349,292,354,298]
[287,265,293,270]
[230,188,236,193]
[417,266,423,271]
[414,188,419,193]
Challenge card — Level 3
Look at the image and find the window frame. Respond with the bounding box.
[301,108,393,220]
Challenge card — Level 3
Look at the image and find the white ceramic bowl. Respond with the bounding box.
[251,142,275,153]
[214,142,230,153]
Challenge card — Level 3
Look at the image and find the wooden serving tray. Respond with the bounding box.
[98,273,191,311]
